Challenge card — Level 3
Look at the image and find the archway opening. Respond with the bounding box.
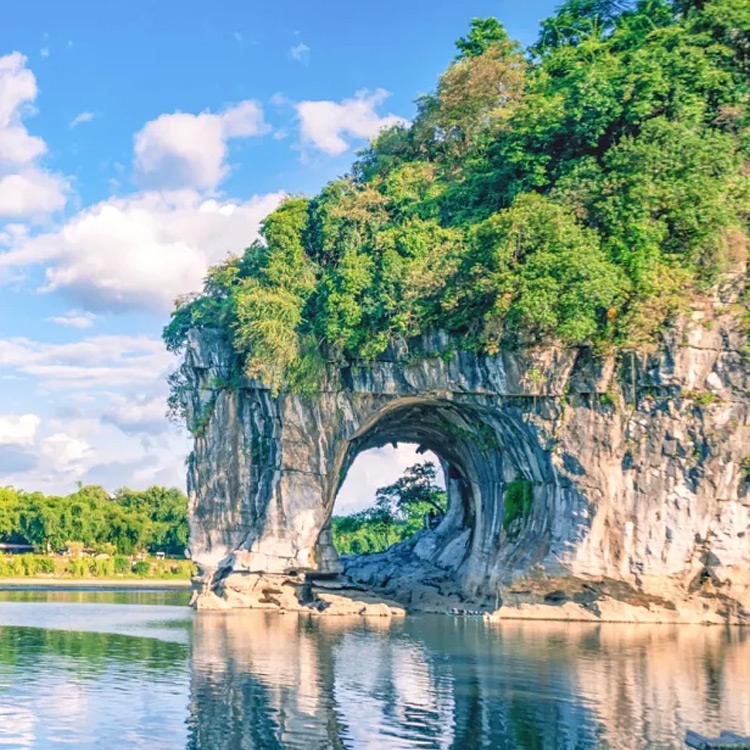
[313,399,504,589]
[312,397,557,596]
[332,443,447,557]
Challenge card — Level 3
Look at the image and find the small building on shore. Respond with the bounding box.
[0,543,35,555]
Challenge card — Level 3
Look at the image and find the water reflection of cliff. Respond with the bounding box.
[187,614,750,750]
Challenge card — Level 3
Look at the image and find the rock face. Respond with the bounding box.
[180,291,750,617]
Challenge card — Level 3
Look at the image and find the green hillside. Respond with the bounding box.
[165,0,750,396]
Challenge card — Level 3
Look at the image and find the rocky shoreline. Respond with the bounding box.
[191,567,750,625]
[191,571,406,617]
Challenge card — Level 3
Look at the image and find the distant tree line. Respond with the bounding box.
[0,484,189,556]
[332,462,447,555]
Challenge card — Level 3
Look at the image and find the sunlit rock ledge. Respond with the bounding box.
[178,278,750,622]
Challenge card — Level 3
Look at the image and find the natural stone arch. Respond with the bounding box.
[182,321,750,615]
[316,397,564,592]
[182,329,595,599]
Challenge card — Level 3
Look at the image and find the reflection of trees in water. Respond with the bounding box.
[0,626,187,678]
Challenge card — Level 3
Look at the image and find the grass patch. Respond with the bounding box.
[0,555,195,580]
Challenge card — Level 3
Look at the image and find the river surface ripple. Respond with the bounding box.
[0,590,747,749]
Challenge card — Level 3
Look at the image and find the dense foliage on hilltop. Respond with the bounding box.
[0,484,189,556]
[332,461,447,555]
[165,0,750,395]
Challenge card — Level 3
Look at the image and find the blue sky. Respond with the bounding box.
[0,0,558,507]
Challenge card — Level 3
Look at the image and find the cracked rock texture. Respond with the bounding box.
[179,288,750,615]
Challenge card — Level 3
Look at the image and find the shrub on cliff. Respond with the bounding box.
[164,0,750,396]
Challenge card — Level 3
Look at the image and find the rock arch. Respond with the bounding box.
[181,321,750,613]
[320,397,569,593]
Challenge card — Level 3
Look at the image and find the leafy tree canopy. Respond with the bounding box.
[332,461,447,555]
[165,0,750,402]
[0,485,189,556]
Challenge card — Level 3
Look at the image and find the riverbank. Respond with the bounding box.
[0,577,191,589]
[191,567,750,624]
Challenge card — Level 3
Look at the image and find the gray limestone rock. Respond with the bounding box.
[177,303,750,614]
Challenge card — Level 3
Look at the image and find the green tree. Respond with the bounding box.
[0,484,189,557]
[163,3,750,404]
[456,17,512,58]
[332,461,447,556]
[375,461,447,523]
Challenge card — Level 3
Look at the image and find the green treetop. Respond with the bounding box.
[164,0,750,401]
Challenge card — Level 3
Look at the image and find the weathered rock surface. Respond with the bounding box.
[179,285,750,621]
[190,571,405,616]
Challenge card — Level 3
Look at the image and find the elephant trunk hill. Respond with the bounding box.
[180,280,750,622]
[165,2,750,621]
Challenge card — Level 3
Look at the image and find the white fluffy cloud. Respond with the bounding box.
[0,52,36,127]
[134,100,269,189]
[296,88,407,156]
[0,189,284,312]
[0,334,174,390]
[40,432,92,472]
[0,52,67,217]
[0,413,40,446]
[0,126,45,166]
[0,413,186,490]
[0,167,67,217]
[47,310,96,329]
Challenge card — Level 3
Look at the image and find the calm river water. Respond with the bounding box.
[0,589,748,749]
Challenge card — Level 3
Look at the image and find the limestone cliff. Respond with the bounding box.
[179,284,750,620]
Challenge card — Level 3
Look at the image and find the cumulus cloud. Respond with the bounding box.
[69,111,94,129]
[101,393,170,437]
[0,168,67,217]
[0,52,67,218]
[0,125,46,166]
[290,42,310,64]
[33,421,187,493]
[133,100,269,190]
[0,417,103,486]
[0,52,36,126]
[296,88,407,156]
[0,334,174,390]
[46,310,96,329]
[0,413,40,445]
[0,189,284,312]
[40,431,92,472]
[0,415,93,484]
